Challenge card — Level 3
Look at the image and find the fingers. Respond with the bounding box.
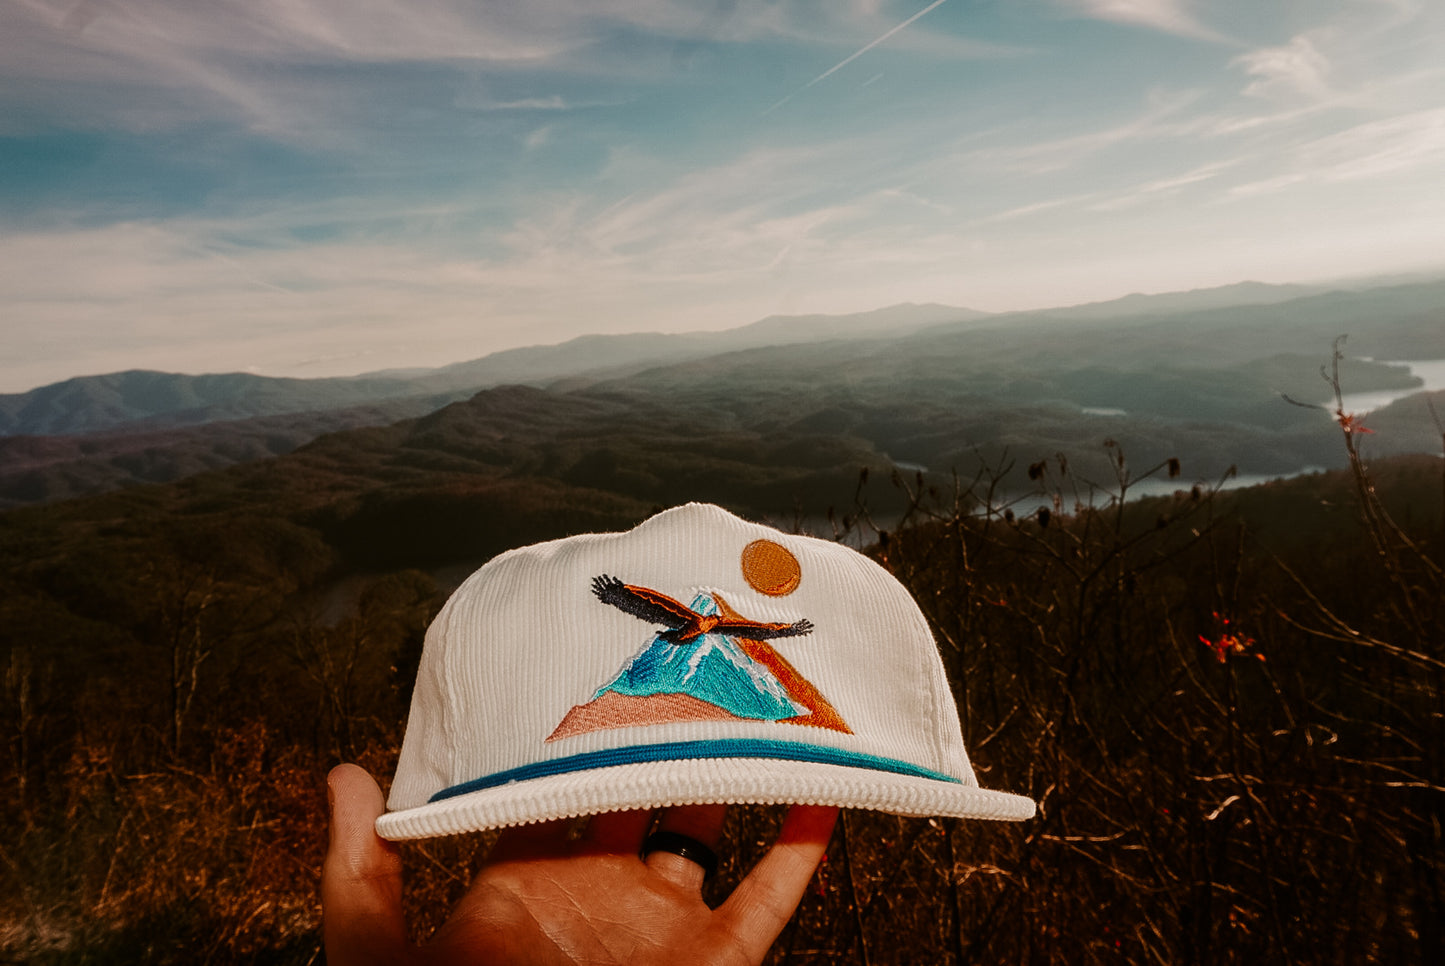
[321,764,409,966]
[717,805,838,960]
[644,803,728,891]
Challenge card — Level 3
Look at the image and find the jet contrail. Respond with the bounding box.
[763,0,950,115]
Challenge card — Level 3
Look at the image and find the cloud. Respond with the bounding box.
[452,91,627,113]
[1228,107,1445,196]
[1234,36,1331,100]
[0,135,870,387]
[0,216,532,389]
[957,87,1206,175]
[503,140,873,278]
[1355,0,1427,29]
[1084,160,1235,211]
[1294,107,1445,181]
[970,195,1085,225]
[0,0,1015,146]
[462,95,570,111]
[29,0,568,64]
[579,0,1018,57]
[1057,0,1230,43]
[0,122,990,389]
[0,1,581,143]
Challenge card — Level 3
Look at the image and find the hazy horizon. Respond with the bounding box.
[4,1,1444,393]
[5,267,1445,395]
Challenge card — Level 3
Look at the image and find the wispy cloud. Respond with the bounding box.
[1057,0,1231,43]
[956,88,1207,175]
[16,0,571,65]
[1228,106,1445,197]
[1080,161,1234,211]
[452,91,626,113]
[0,1,577,142]
[970,195,1087,225]
[510,141,867,275]
[460,95,571,111]
[1234,36,1331,100]
[0,0,1011,144]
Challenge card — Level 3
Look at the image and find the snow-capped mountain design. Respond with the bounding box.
[594,593,806,721]
[545,579,850,742]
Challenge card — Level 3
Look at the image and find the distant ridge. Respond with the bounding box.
[4,275,1440,450]
[0,369,430,437]
[719,302,989,343]
[1035,280,1332,320]
[0,302,986,437]
[397,302,985,394]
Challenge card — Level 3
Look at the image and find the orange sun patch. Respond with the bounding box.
[741,540,802,596]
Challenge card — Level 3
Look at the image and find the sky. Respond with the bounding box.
[2,0,1444,392]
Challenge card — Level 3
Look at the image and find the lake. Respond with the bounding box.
[1337,359,1445,414]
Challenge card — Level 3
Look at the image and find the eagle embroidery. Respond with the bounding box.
[546,575,850,741]
[591,574,814,644]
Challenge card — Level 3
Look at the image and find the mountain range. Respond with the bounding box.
[0,302,986,438]
[1,276,1442,512]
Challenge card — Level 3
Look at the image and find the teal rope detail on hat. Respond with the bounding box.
[427,738,962,803]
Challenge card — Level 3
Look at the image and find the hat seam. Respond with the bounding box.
[438,589,465,787]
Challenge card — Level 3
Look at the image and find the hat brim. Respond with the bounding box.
[376,756,1036,839]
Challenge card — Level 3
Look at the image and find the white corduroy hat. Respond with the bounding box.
[378,502,1035,839]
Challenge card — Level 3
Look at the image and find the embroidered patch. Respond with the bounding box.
[546,572,851,741]
[741,539,802,596]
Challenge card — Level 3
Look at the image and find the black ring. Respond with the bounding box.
[642,830,719,879]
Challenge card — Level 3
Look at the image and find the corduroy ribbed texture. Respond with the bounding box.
[378,503,1034,839]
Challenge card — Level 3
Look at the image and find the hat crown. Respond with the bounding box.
[382,503,1033,836]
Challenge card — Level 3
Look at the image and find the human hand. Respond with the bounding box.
[322,763,839,966]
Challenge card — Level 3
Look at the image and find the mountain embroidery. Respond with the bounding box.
[546,576,851,741]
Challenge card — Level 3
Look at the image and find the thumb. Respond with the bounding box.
[716,805,839,962]
[322,763,409,966]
